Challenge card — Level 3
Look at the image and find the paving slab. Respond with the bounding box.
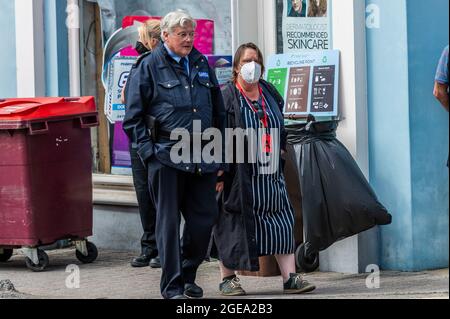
[0,249,447,299]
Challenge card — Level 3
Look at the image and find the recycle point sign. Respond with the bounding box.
[266,50,339,117]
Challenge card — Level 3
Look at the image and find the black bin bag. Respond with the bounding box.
[286,120,392,272]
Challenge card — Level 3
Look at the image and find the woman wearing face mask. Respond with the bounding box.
[213,43,316,296]
[122,19,162,269]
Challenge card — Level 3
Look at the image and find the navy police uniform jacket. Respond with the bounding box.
[123,43,226,174]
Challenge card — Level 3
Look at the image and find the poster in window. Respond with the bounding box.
[281,0,332,53]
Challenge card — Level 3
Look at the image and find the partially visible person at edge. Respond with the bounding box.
[288,0,306,17]
[213,43,316,296]
[122,19,162,269]
[433,45,449,167]
[434,45,449,112]
[123,10,226,299]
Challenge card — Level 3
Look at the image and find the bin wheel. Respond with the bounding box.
[295,243,319,273]
[0,249,13,262]
[25,249,49,272]
[76,242,98,264]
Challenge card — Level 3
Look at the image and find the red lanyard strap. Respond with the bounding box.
[236,82,269,128]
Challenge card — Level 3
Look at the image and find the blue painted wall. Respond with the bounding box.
[407,0,449,270]
[366,0,415,271]
[367,0,449,271]
[44,0,70,97]
[0,0,17,98]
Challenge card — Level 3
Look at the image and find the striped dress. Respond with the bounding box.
[239,87,295,256]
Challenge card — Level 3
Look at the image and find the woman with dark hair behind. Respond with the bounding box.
[213,43,316,296]
[308,0,328,17]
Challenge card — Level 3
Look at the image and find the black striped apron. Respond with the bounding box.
[239,87,295,256]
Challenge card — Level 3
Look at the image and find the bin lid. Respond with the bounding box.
[0,97,97,130]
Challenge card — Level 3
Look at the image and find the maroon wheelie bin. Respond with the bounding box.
[0,97,99,271]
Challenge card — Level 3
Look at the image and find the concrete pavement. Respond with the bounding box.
[0,249,448,299]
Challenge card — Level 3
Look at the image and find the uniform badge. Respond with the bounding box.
[198,72,209,79]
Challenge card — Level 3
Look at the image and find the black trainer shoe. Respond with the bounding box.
[184,283,203,298]
[283,273,316,294]
[131,254,152,267]
[219,276,246,296]
[169,294,187,299]
[149,256,161,268]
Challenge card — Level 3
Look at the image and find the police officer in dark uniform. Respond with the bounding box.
[123,10,226,299]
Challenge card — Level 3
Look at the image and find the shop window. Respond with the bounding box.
[83,0,232,176]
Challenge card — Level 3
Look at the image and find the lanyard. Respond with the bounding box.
[236,82,269,129]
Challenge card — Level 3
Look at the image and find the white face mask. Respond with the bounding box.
[240,61,262,84]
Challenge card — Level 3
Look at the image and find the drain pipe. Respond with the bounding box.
[67,0,81,97]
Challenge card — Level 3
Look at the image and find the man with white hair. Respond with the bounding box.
[123,10,226,299]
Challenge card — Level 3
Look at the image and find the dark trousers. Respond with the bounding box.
[148,158,218,299]
[130,146,157,257]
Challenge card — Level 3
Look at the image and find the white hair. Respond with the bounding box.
[160,9,197,36]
